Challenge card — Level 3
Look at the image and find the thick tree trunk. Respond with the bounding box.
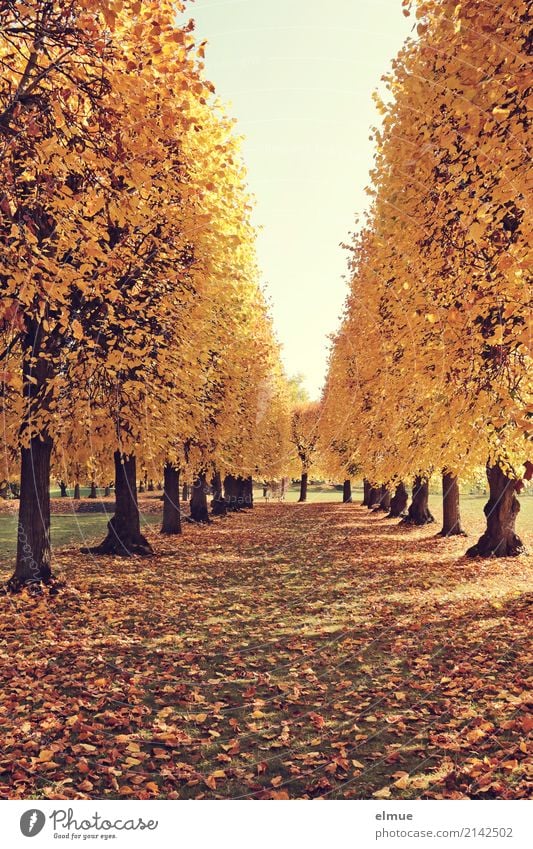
[83,452,153,555]
[298,471,308,503]
[89,481,97,499]
[342,479,352,503]
[235,476,245,508]
[367,485,382,509]
[402,476,435,525]
[8,319,56,591]
[59,480,68,498]
[148,479,154,492]
[8,437,53,590]
[182,482,190,502]
[388,481,408,518]
[438,472,465,536]
[379,487,391,512]
[161,463,181,534]
[243,476,254,508]
[466,465,524,557]
[190,472,210,523]
[211,470,227,516]
[362,479,371,506]
[104,485,111,497]
[224,475,238,511]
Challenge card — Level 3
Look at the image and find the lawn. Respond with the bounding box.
[0,513,162,563]
[0,497,530,800]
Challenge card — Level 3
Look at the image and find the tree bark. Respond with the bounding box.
[387,482,408,518]
[367,485,382,509]
[379,487,391,512]
[89,481,97,499]
[59,480,68,498]
[190,472,210,523]
[211,469,227,516]
[438,472,465,536]
[402,476,435,525]
[74,482,81,500]
[298,471,308,503]
[9,437,53,590]
[243,476,254,508]
[362,479,371,506]
[8,319,56,591]
[148,479,154,492]
[104,485,111,497]
[83,452,153,555]
[224,475,238,511]
[182,482,190,502]
[466,465,525,557]
[342,479,352,503]
[161,463,181,534]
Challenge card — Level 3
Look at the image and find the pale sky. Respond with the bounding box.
[191,0,414,399]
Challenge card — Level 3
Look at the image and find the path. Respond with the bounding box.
[0,502,531,799]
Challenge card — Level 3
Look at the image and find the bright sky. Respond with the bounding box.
[191,0,414,399]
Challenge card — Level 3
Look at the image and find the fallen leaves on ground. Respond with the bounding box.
[0,502,531,800]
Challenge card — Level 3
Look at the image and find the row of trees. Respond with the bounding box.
[317,0,531,556]
[0,0,295,589]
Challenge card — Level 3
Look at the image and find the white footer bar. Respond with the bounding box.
[2,799,531,849]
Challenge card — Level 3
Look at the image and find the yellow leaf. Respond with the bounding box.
[373,786,392,799]
[72,319,83,340]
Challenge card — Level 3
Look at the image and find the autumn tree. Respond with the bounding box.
[290,402,321,503]
[320,0,531,555]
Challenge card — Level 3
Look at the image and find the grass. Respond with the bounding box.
[0,513,161,563]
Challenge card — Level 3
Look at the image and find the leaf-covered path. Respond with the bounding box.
[0,502,531,800]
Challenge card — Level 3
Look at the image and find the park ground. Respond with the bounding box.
[0,495,531,800]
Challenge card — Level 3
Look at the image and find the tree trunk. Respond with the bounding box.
[438,472,465,536]
[8,437,53,590]
[211,469,227,516]
[148,479,154,492]
[243,476,254,508]
[388,481,408,518]
[224,475,238,511]
[190,472,210,523]
[367,485,382,509]
[182,482,190,502]
[235,476,244,508]
[362,479,371,506]
[298,471,308,503]
[342,479,352,503]
[379,487,391,512]
[74,482,81,500]
[161,463,181,534]
[8,318,56,591]
[104,485,111,497]
[466,465,524,557]
[402,476,435,525]
[89,481,97,499]
[59,480,68,498]
[83,452,153,555]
